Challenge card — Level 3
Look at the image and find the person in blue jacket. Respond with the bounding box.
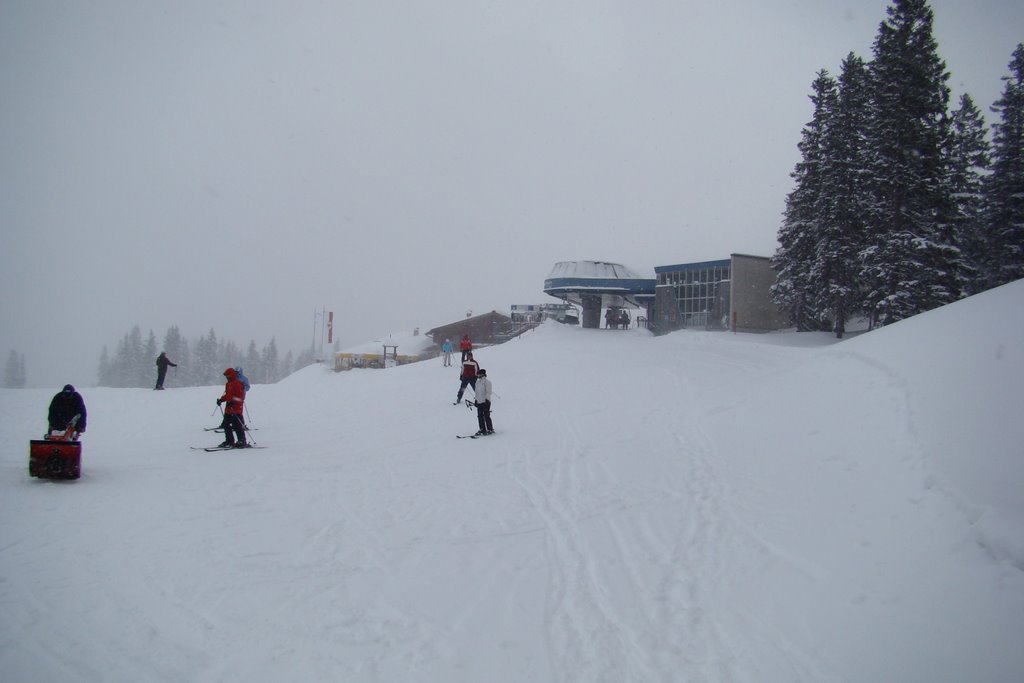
[441,339,454,367]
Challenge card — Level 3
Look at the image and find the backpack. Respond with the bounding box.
[235,367,251,391]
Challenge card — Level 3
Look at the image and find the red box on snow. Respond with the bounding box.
[29,439,82,480]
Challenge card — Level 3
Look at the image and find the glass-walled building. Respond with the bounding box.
[654,259,732,330]
[651,254,787,333]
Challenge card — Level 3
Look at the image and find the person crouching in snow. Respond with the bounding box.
[217,367,248,448]
[47,384,87,438]
[474,368,494,436]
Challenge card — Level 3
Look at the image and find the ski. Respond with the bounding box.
[456,432,495,439]
[190,445,267,452]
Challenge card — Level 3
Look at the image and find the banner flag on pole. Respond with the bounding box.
[327,311,334,344]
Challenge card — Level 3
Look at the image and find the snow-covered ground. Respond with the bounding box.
[2,282,1023,683]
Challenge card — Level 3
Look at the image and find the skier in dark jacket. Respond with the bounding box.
[155,352,177,390]
[47,384,87,437]
[455,352,479,404]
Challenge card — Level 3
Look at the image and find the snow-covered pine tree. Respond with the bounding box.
[161,325,189,387]
[244,340,262,386]
[812,52,873,338]
[97,347,112,387]
[4,350,26,388]
[772,70,837,331]
[262,338,279,384]
[946,93,991,294]
[194,329,219,386]
[107,327,145,388]
[141,329,158,387]
[983,43,1024,289]
[221,339,240,374]
[861,0,961,326]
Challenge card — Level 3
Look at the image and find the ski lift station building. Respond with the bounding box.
[544,255,787,333]
[543,261,656,329]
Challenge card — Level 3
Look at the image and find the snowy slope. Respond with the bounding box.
[2,281,1023,683]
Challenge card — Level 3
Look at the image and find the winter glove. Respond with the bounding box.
[217,398,223,406]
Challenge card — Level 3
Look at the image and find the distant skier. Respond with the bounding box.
[47,384,87,438]
[442,338,454,367]
[459,334,473,362]
[216,368,249,448]
[473,368,494,436]
[455,352,479,404]
[155,351,177,390]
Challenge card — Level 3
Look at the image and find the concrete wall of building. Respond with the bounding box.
[729,254,788,332]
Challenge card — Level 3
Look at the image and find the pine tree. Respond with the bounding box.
[245,340,262,385]
[222,340,241,372]
[946,93,991,293]
[194,329,219,386]
[861,0,961,326]
[983,43,1024,288]
[97,346,112,387]
[772,70,837,331]
[812,52,873,337]
[293,345,316,373]
[110,330,140,388]
[141,330,158,388]
[262,338,279,384]
[4,350,26,388]
[162,325,188,388]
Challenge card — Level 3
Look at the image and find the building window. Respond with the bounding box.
[663,264,730,329]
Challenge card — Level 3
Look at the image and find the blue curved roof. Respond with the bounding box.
[543,261,656,306]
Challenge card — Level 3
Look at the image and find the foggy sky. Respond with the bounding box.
[2,0,1022,388]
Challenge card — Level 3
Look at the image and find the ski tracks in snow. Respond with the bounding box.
[493,339,835,682]
[505,416,658,682]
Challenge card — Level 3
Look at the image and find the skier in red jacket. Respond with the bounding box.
[216,367,249,448]
[455,352,479,404]
[459,334,473,362]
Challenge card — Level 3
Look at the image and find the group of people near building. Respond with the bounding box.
[445,334,494,436]
[605,308,631,329]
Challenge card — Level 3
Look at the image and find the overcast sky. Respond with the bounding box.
[2,0,1022,388]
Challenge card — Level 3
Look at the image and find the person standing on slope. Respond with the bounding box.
[473,368,494,436]
[155,351,177,390]
[459,334,473,362]
[455,352,479,404]
[216,367,249,448]
[442,338,454,367]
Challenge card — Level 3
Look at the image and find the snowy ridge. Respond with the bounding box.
[1,281,1023,682]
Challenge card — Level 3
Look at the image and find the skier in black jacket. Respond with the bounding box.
[155,351,177,390]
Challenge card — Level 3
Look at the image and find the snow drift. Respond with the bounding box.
[1,281,1022,682]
